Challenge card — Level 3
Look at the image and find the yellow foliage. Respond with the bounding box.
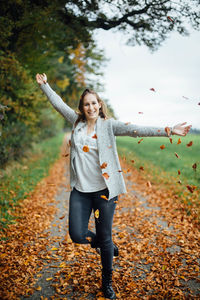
[58,56,64,64]
[56,77,70,90]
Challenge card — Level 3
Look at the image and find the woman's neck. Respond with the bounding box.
[86,118,98,128]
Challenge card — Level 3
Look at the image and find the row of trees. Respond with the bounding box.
[1,0,199,167]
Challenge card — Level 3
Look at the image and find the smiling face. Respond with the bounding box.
[82,93,101,122]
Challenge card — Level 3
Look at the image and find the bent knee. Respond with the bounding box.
[69,230,85,244]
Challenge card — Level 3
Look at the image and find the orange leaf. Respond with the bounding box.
[146,181,152,188]
[83,145,89,152]
[175,152,180,158]
[92,134,97,139]
[150,88,156,92]
[102,173,109,180]
[139,166,144,171]
[138,112,143,114]
[118,170,123,173]
[160,145,165,150]
[178,170,181,175]
[167,16,174,22]
[186,185,196,193]
[100,162,107,169]
[169,138,173,144]
[101,195,108,200]
[138,138,143,144]
[125,122,131,125]
[130,160,135,163]
[165,127,171,136]
[63,153,69,157]
[192,163,197,171]
[187,141,193,147]
[157,130,161,132]
[59,215,65,220]
[177,138,181,144]
[94,209,99,218]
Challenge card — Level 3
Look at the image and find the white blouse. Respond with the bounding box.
[73,123,107,192]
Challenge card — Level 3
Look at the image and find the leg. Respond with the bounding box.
[68,188,95,244]
[93,189,117,272]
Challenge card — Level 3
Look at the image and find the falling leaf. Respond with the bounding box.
[59,215,65,220]
[165,127,171,137]
[102,173,109,179]
[130,160,135,163]
[92,134,97,139]
[118,170,123,172]
[138,112,143,114]
[167,16,174,22]
[182,96,189,100]
[125,122,131,125]
[186,185,196,193]
[138,138,143,144]
[157,130,161,132]
[146,181,152,188]
[169,138,173,144]
[186,141,193,147]
[177,138,181,144]
[100,162,107,169]
[175,152,180,158]
[35,286,42,291]
[160,145,165,150]
[150,88,156,92]
[192,163,197,171]
[101,195,108,200]
[83,145,89,152]
[94,209,99,218]
[178,170,181,175]
[139,166,144,171]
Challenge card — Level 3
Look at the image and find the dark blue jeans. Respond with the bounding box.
[69,187,117,272]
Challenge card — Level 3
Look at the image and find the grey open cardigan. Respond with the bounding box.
[40,83,171,200]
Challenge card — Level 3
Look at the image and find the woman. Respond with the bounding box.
[36,73,191,299]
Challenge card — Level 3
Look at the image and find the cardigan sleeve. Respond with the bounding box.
[111,118,172,137]
[40,83,78,125]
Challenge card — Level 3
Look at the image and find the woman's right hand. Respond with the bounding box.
[36,73,47,85]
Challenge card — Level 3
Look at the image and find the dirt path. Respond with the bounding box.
[22,158,200,299]
[1,137,199,299]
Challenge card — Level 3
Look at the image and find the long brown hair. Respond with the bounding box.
[74,88,108,127]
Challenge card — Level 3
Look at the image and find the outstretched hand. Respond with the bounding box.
[36,73,47,85]
[172,122,192,136]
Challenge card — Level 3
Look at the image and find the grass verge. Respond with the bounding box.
[0,132,65,230]
[116,134,200,219]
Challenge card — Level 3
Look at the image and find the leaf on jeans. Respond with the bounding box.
[101,195,108,201]
[94,209,99,218]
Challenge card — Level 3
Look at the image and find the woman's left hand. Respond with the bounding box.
[172,122,192,136]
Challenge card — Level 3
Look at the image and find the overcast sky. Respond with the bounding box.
[93,28,200,129]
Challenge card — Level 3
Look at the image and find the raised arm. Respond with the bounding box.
[36,73,77,125]
[111,119,191,138]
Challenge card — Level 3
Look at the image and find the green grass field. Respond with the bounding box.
[116,134,200,188]
[0,132,64,229]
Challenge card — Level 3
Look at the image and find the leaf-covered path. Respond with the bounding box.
[0,137,199,299]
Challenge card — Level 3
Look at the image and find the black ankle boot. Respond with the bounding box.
[102,269,116,299]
